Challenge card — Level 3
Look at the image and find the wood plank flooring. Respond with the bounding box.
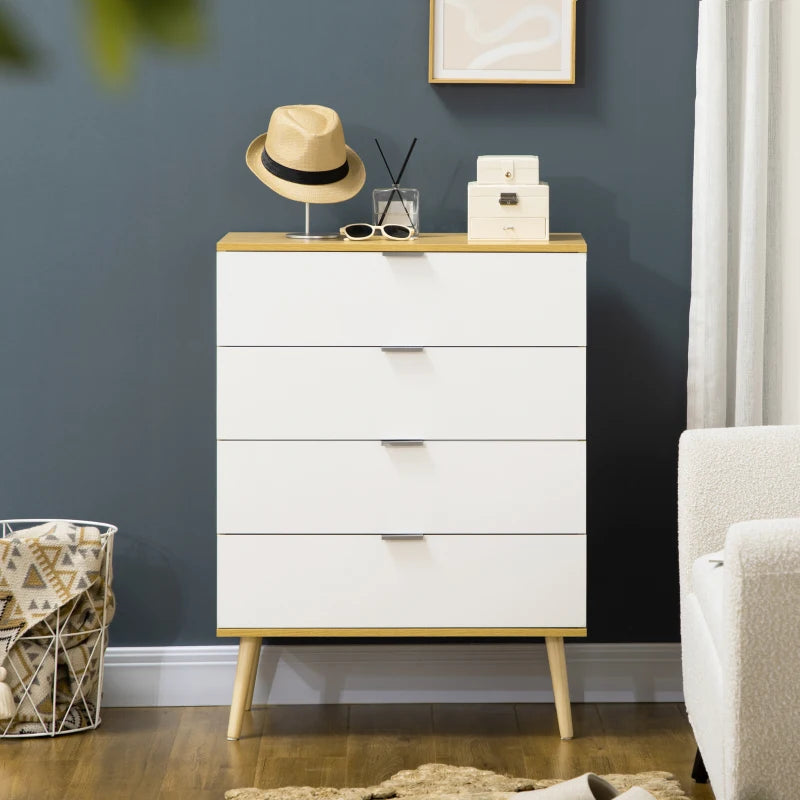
[0,704,715,800]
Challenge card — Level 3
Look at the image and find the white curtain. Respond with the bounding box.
[687,0,787,428]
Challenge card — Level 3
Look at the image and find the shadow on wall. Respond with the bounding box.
[111,533,185,644]
[557,177,688,642]
[249,643,682,705]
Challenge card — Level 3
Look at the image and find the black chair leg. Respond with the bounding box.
[692,748,709,784]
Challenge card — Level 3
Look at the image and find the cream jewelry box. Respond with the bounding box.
[476,155,540,185]
[468,181,550,242]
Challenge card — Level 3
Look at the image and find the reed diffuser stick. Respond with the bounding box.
[375,138,418,227]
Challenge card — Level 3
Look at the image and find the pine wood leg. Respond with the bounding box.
[243,637,262,711]
[545,636,574,740]
[227,636,261,741]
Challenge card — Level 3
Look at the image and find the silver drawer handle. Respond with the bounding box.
[380,346,425,353]
[381,533,425,541]
[381,439,425,447]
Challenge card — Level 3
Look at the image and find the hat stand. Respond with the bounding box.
[286,203,339,240]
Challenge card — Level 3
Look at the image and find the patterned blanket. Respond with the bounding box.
[0,522,115,735]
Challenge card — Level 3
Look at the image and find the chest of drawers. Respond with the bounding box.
[216,232,587,741]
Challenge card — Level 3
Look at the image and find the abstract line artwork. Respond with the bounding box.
[429,0,576,84]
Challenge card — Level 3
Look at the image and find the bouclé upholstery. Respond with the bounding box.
[678,425,800,800]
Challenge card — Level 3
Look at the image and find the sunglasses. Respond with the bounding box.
[339,223,416,241]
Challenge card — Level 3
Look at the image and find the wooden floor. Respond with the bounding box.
[0,704,715,800]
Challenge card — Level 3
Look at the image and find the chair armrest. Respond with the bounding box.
[678,425,800,600]
[726,517,800,578]
[722,518,800,799]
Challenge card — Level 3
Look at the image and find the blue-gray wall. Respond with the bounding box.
[0,1,697,645]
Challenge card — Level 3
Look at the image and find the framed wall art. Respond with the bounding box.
[428,0,577,84]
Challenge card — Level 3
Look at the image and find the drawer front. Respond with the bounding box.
[217,441,585,534]
[217,347,586,440]
[469,217,548,241]
[468,194,549,219]
[217,251,585,345]
[217,533,586,629]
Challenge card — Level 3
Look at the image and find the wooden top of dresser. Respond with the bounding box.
[216,232,587,253]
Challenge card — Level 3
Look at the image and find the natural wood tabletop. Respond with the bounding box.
[217,231,587,253]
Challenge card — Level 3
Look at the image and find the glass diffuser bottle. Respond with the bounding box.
[372,138,420,235]
[372,187,419,234]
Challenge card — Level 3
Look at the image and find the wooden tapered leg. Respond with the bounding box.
[243,637,262,711]
[227,636,261,741]
[545,636,574,740]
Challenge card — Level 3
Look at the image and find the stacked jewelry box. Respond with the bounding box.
[468,155,550,242]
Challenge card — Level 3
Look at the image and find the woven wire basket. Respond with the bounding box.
[0,519,116,738]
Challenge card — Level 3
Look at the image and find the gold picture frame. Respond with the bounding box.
[429,0,576,85]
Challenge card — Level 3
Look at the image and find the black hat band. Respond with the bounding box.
[262,148,350,186]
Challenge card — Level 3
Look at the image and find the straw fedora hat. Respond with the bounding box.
[246,105,366,204]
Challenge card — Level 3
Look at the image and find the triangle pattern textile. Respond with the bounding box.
[0,522,115,733]
[22,565,47,590]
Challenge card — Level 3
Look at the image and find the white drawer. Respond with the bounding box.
[217,441,585,534]
[468,195,549,219]
[217,533,586,629]
[216,251,585,346]
[217,347,586,440]
[469,217,548,242]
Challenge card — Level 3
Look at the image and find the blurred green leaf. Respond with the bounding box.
[80,0,204,85]
[130,0,204,48]
[1,0,205,85]
[0,6,37,68]
[82,0,136,86]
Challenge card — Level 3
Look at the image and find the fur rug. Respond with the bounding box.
[226,763,689,800]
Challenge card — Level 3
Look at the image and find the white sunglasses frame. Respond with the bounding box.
[339,223,417,241]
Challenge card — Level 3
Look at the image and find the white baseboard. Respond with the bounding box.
[102,643,683,707]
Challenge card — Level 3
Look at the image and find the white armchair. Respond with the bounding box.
[678,425,800,800]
